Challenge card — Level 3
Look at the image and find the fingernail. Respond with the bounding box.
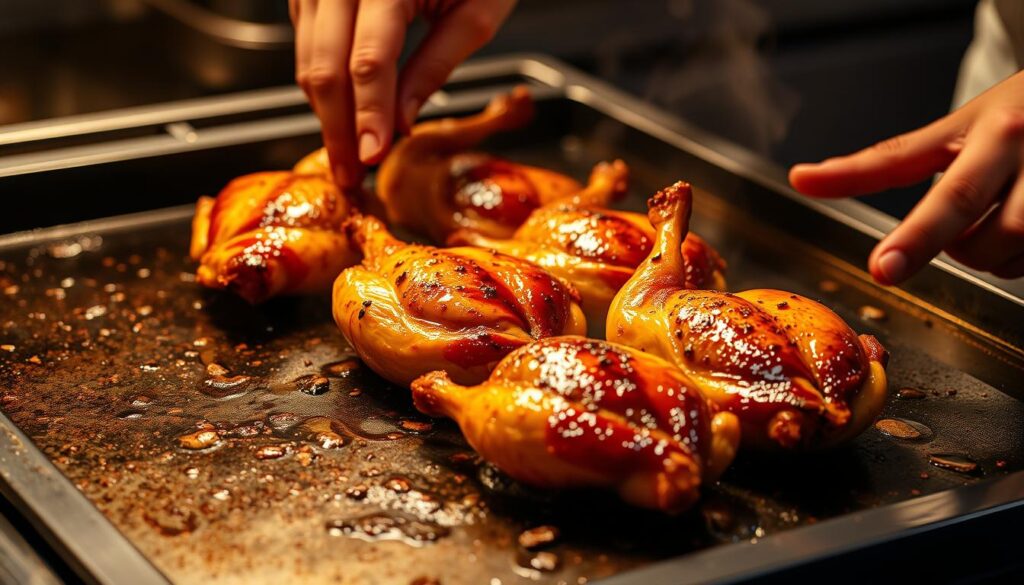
[876,249,908,285]
[402,98,420,130]
[359,132,380,163]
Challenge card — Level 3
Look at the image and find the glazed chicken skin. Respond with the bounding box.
[412,336,740,513]
[333,215,586,387]
[452,160,726,331]
[191,171,360,304]
[376,86,586,243]
[607,182,888,450]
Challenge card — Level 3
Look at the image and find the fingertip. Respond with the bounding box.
[788,163,820,193]
[869,247,909,286]
[358,131,383,165]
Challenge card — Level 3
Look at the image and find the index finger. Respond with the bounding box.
[308,0,363,189]
[350,0,412,164]
[789,116,963,198]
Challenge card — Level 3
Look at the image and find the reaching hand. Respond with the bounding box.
[790,70,1024,284]
[289,0,516,188]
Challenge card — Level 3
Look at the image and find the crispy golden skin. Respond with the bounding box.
[412,336,740,513]
[452,160,726,332]
[376,86,586,243]
[190,171,361,304]
[333,215,586,387]
[607,182,888,450]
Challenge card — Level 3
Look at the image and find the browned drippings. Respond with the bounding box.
[518,525,560,550]
[178,429,221,450]
[294,374,331,396]
[299,417,347,449]
[874,418,931,440]
[399,420,433,433]
[928,453,979,474]
[345,485,369,500]
[206,362,229,376]
[201,375,254,399]
[325,513,450,545]
[516,549,561,573]
[254,444,289,460]
[896,388,926,400]
[858,305,888,321]
[322,358,361,377]
[385,477,413,493]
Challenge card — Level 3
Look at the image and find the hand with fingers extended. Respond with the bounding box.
[289,0,517,189]
[790,70,1024,284]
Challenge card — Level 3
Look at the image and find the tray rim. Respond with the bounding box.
[0,53,1022,585]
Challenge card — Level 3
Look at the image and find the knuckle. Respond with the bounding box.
[990,108,1024,140]
[350,50,386,84]
[305,66,342,91]
[942,177,987,218]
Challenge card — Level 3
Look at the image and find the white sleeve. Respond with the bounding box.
[952,0,1019,110]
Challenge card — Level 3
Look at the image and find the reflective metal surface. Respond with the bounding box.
[0,55,1021,584]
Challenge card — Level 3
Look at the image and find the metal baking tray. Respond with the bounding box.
[0,55,1022,585]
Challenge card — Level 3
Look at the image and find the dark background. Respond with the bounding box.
[0,0,977,222]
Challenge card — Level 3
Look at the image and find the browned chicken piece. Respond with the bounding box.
[376,86,588,243]
[412,336,740,513]
[190,171,360,304]
[333,215,586,387]
[452,160,725,332]
[293,147,331,176]
[607,182,889,450]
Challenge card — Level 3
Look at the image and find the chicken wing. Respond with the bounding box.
[333,215,586,387]
[607,182,888,449]
[412,336,740,513]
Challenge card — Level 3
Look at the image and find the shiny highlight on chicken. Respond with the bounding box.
[376,86,585,242]
[607,182,888,449]
[332,215,586,387]
[452,160,726,331]
[412,336,740,513]
[191,171,360,304]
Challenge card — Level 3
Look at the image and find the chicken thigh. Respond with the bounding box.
[333,215,586,386]
[412,336,740,513]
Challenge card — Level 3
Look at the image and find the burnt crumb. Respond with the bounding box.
[651,253,662,262]
[362,300,373,308]
[675,330,683,339]
[357,309,366,320]
[776,301,789,309]
[480,285,498,299]
[454,265,467,274]
[395,271,408,285]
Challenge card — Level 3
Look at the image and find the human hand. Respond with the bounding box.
[790,70,1024,284]
[289,0,517,188]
